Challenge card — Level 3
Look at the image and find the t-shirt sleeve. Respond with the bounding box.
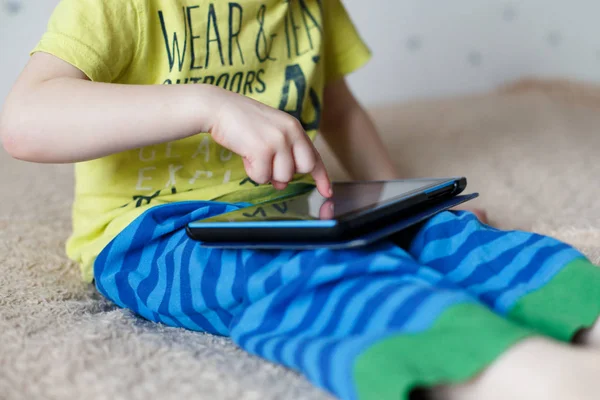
[322,0,372,83]
[31,0,140,83]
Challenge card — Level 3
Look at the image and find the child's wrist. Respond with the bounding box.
[186,83,224,134]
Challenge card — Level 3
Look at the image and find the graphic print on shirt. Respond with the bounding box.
[129,1,325,207]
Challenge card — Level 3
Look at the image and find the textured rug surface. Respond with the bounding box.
[1,88,599,400]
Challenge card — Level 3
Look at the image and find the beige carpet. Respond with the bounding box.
[1,87,599,399]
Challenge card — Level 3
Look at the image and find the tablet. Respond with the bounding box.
[186,177,472,245]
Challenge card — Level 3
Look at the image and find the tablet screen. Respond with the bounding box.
[202,179,453,223]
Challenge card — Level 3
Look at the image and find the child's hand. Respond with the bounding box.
[470,208,489,224]
[455,207,488,224]
[208,89,331,198]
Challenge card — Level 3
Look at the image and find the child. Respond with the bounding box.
[1,1,599,399]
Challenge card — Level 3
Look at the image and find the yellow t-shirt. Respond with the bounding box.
[32,0,371,282]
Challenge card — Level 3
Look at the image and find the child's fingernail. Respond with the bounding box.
[328,188,333,197]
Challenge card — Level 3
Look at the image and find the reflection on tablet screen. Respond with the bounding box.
[205,179,449,222]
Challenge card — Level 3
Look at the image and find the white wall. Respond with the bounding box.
[0,0,59,102]
[344,0,600,105]
[2,0,600,106]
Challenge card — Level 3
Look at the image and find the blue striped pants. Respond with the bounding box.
[94,201,600,400]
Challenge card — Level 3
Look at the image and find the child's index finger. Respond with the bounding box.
[311,159,332,198]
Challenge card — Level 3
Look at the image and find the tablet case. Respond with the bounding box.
[200,193,479,250]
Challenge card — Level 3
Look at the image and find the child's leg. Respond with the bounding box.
[229,243,537,400]
[430,337,600,400]
[407,211,600,344]
[577,318,600,346]
[94,202,542,400]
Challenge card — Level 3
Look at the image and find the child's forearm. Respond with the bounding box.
[0,56,216,163]
[1,53,331,195]
[326,105,399,181]
[320,79,399,181]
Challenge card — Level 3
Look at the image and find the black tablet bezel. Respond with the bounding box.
[186,178,467,243]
